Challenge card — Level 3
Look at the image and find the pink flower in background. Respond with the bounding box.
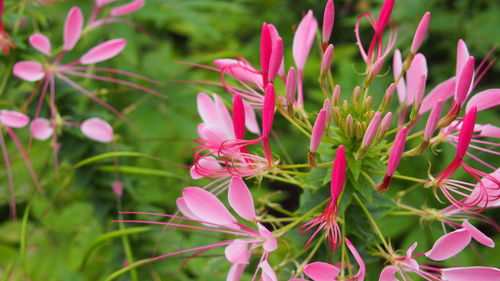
[30,117,114,143]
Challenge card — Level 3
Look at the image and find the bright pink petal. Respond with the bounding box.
[183,187,237,226]
[63,7,84,51]
[228,177,256,221]
[405,53,427,105]
[310,109,327,153]
[0,110,29,128]
[322,0,335,43]
[260,261,278,281]
[345,238,365,281]
[387,127,409,175]
[29,33,51,56]
[80,39,127,64]
[110,0,144,17]
[420,77,456,113]
[455,106,477,159]
[331,145,346,201]
[462,220,495,248]
[227,263,247,281]
[80,117,114,143]
[258,223,277,252]
[30,118,53,140]
[303,262,339,281]
[454,56,474,106]
[441,267,500,281]
[410,12,431,53]
[224,239,250,264]
[293,10,318,70]
[466,89,500,112]
[379,265,399,281]
[190,157,222,180]
[456,39,470,77]
[262,84,276,138]
[13,61,45,82]
[320,44,334,75]
[425,228,472,261]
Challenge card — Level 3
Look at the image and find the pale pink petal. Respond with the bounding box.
[243,101,260,135]
[456,39,470,77]
[80,39,127,64]
[425,228,472,261]
[310,109,327,153]
[13,61,46,82]
[420,77,456,113]
[379,265,399,281]
[393,49,406,105]
[480,124,500,138]
[258,223,277,252]
[80,117,114,143]
[183,187,237,226]
[0,110,29,128]
[260,261,278,281]
[225,239,250,264]
[176,197,202,221]
[29,33,51,56]
[226,263,247,281]
[405,53,427,105]
[466,89,500,112]
[441,266,500,281]
[410,12,431,53]
[110,0,144,17]
[228,177,256,221]
[322,0,334,43]
[190,157,222,180]
[213,94,235,139]
[462,220,495,248]
[303,262,339,281]
[346,238,365,281]
[30,118,53,140]
[96,0,116,7]
[197,92,217,124]
[293,10,318,70]
[63,7,84,51]
[214,59,262,88]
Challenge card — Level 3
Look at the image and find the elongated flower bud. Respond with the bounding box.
[322,98,332,125]
[382,83,396,109]
[424,99,443,141]
[260,23,272,85]
[410,12,431,53]
[268,37,284,83]
[412,74,427,115]
[322,0,335,44]
[286,67,297,109]
[455,56,474,107]
[377,126,408,192]
[321,44,334,76]
[456,106,477,160]
[361,112,381,150]
[331,145,346,202]
[332,84,341,106]
[378,112,392,140]
[262,84,276,138]
[232,94,246,140]
[310,109,327,153]
[376,0,395,34]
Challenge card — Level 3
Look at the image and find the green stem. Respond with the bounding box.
[352,193,389,250]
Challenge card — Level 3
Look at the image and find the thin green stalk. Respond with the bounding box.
[274,199,328,237]
[352,193,389,250]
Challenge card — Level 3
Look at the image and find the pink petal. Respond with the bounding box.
[232,95,245,139]
[393,49,406,105]
[227,263,247,281]
[260,261,278,281]
[214,59,262,88]
[480,124,500,138]
[213,94,235,139]
[466,89,500,112]
[268,37,283,83]
[462,220,495,248]
[379,265,399,281]
[455,106,476,159]
[331,145,347,201]
[424,99,443,141]
[454,56,474,106]
[13,61,46,82]
[425,228,472,261]
[286,67,297,106]
[0,110,29,128]
[111,0,144,17]
[224,239,250,264]
[96,0,116,7]
[80,39,127,64]
[262,84,276,138]
[176,197,202,221]
[405,53,427,105]
[30,118,53,140]
[420,77,456,113]
[63,7,84,51]
[29,33,51,56]
[320,44,334,75]
[197,92,217,124]
[190,157,222,180]
[258,223,277,252]
[303,262,339,281]
[410,12,431,53]
[346,238,366,281]
[80,117,114,143]
[183,187,237,226]
[243,101,260,135]
[310,109,327,153]
[361,111,381,149]
[293,10,318,70]
[456,39,470,77]
[387,127,409,175]
[228,177,256,221]
[441,267,500,281]
[322,0,335,43]
[376,0,395,34]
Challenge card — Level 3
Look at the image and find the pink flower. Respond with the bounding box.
[377,127,409,192]
[80,117,114,143]
[298,146,346,252]
[322,0,335,44]
[410,12,431,53]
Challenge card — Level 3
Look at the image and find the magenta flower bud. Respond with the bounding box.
[232,94,246,140]
[368,57,385,81]
[310,109,327,153]
[376,0,395,34]
[322,0,335,44]
[331,145,346,202]
[112,181,123,197]
[286,67,297,107]
[361,111,381,150]
[378,112,392,139]
[268,37,284,83]
[410,12,431,53]
[454,56,475,107]
[321,44,334,75]
[387,126,409,176]
[424,99,443,141]
[455,106,477,160]
[332,84,341,105]
[262,84,276,138]
[260,23,272,85]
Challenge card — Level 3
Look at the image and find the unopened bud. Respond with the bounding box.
[424,99,443,142]
[286,67,297,112]
[332,84,341,106]
[411,12,431,53]
[361,111,381,149]
[377,112,392,141]
[352,86,361,104]
[321,44,334,76]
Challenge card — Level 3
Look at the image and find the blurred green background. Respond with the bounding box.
[0,0,499,280]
